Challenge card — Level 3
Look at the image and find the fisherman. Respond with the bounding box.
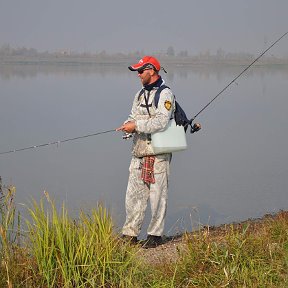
[117,56,200,248]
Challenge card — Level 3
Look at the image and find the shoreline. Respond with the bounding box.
[1,55,288,67]
[139,210,288,265]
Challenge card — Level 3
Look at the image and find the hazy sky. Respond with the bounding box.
[0,0,287,56]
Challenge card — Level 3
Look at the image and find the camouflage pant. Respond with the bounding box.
[122,154,171,237]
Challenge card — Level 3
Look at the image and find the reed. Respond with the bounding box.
[0,178,21,288]
[26,191,142,287]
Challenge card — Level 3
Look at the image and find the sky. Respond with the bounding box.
[0,0,288,56]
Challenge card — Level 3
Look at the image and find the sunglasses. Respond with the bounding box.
[137,64,156,74]
[137,68,152,74]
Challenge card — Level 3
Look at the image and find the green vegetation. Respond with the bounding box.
[26,193,143,287]
[173,218,288,287]
[0,181,288,287]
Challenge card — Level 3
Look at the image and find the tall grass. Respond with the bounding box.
[1,180,288,287]
[163,214,288,287]
[26,192,142,287]
[0,177,21,288]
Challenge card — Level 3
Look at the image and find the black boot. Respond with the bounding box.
[121,235,138,245]
[142,235,162,248]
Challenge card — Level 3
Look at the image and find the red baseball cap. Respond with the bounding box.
[128,56,161,72]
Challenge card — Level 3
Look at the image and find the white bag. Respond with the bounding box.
[151,119,187,154]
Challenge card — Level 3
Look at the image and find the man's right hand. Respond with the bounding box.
[116,121,136,133]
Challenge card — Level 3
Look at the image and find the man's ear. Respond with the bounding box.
[149,69,157,76]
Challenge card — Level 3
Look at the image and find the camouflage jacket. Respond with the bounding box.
[127,78,175,157]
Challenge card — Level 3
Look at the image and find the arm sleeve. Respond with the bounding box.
[136,89,174,134]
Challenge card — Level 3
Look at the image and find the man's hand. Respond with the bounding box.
[116,121,136,133]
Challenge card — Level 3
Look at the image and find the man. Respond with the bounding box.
[116,56,177,248]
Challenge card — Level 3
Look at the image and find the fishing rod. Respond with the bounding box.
[190,31,288,122]
[0,129,116,155]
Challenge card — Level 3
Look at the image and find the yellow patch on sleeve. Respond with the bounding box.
[164,100,172,111]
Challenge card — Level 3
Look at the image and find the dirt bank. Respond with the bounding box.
[138,210,288,265]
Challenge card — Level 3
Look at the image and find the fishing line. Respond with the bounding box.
[0,129,116,155]
[190,31,288,122]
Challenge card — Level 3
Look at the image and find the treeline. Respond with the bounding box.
[0,44,287,65]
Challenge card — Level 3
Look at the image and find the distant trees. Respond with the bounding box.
[166,47,189,57]
[0,44,285,64]
[178,50,188,57]
[166,46,175,56]
[0,44,42,57]
[216,48,225,60]
[0,44,13,56]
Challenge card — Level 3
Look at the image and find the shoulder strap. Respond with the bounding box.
[138,88,145,100]
[138,85,196,134]
[154,85,170,108]
[137,89,152,117]
[138,85,170,107]
[137,85,170,116]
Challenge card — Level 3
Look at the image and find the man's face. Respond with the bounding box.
[137,68,154,85]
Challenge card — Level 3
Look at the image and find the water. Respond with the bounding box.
[1,63,288,236]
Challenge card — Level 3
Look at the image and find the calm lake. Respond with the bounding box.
[1,63,288,237]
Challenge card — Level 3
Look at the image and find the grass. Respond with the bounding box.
[173,217,288,287]
[0,180,288,287]
[0,178,21,288]
[25,191,143,287]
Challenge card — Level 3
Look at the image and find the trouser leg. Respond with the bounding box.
[122,159,149,237]
[147,170,168,236]
[122,155,170,237]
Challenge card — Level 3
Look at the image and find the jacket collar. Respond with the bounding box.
[143,76,164,91]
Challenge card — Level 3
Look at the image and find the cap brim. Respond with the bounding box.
[128,63,144,71]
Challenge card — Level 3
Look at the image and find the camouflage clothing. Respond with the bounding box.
[122,77,175,237]
[122,154,171,237]
[127,79,175,157]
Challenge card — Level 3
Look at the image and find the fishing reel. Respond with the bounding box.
[122,132,133,140]
[191,123,201,134]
